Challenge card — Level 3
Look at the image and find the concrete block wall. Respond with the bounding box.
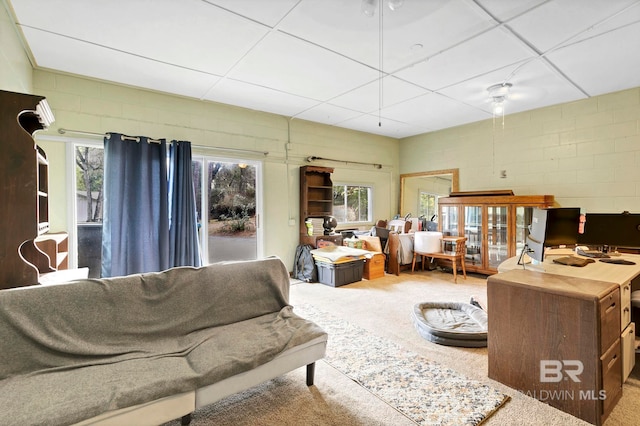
[31,70,399,269]
[400,88,640,213]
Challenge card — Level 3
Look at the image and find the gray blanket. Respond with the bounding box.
[0,257,326,425]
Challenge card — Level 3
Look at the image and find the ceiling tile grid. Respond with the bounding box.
[8,0,640,138]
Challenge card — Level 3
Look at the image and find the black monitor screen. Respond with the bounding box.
[577,213,640,249]
[529,207,581,248]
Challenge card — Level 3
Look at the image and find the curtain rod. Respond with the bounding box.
[306,156,383,169]
[57,128,269,156]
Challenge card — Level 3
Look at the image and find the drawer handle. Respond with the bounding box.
[607,354,618,370]
[605,302,617,314]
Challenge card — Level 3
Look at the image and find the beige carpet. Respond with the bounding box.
[164,269,640,426]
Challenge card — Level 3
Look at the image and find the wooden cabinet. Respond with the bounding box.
[35,232,69,272]
[437,193,554,274]
[0,89,55,289]
[488,270,622,426]
[299,166,334,242]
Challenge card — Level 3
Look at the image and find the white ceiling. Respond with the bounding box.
[7,0,640,138]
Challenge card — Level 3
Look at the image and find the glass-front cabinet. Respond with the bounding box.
[487,205,508,270]
[464,206,482,267]
[438,193,554,274]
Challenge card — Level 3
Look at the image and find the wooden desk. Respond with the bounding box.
[491,253,640,425]
[488,270,621,425]
[499,251,639,363]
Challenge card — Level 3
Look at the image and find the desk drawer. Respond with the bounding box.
[600,289,620,354]
[600,339,622,420]
[621,281,631,329]
[622,323,636,382]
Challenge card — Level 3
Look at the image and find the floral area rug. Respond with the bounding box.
[295,304,509,426]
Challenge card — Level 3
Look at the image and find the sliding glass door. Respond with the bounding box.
[72,143,262,276]
[192,157,262,264]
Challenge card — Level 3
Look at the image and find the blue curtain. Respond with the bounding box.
[101,133,201,277]
[168,141,201,267]
[101,133,170,277]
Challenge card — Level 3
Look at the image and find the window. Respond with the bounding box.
[333,184,372,224]
[419,191,438,219]
[74,144,104,277]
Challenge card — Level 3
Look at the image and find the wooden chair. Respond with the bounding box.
[411,237,467,283]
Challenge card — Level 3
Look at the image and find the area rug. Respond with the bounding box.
[295,304,509,426]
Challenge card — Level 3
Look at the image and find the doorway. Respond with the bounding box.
[193,157,262,263]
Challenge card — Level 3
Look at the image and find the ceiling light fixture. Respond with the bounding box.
[487,82,512,126]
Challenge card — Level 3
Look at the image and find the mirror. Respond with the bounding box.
[400,168,459,217]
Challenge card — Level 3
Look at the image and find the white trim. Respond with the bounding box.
[191,154,264,263]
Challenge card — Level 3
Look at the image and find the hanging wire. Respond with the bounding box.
[378,0,384,127]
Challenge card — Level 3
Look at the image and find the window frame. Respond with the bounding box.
[191,154,264,264]
[332,182,373,226]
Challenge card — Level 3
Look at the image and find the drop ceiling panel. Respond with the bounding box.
[339,114,429,139]
[382,93,490,131]
[13,0,270,76]
[546,21,640,96]
[202,0,299,27]
[506,0,639,53]
[329,76,429,114]
[21,27,220,100]
[395,26,537,91]
[228,31,379,101]
[8,0,640,139]
[440,59,588,115]
[475,0,547,21]
[278,0,496,72]
[204,78,319,117]
[295,103,364,127]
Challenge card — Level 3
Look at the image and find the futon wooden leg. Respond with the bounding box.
[306,362,315,386]
[181,413,192,425]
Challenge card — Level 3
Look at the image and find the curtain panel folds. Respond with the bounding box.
[169,141,201,268]
[101,133,200,278]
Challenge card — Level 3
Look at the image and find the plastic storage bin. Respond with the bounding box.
[315,259,364,287]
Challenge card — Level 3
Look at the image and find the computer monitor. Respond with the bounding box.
[520,207,581,264]
[577,212,640,249]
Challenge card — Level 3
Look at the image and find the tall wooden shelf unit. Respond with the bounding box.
[437,192,554,275]
[299,166,342,247]
[0,89,65,290]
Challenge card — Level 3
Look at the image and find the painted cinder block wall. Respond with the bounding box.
[400,88,640,213]
[31,70,399,269]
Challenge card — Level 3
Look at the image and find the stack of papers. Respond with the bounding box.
[311,245,372,264]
